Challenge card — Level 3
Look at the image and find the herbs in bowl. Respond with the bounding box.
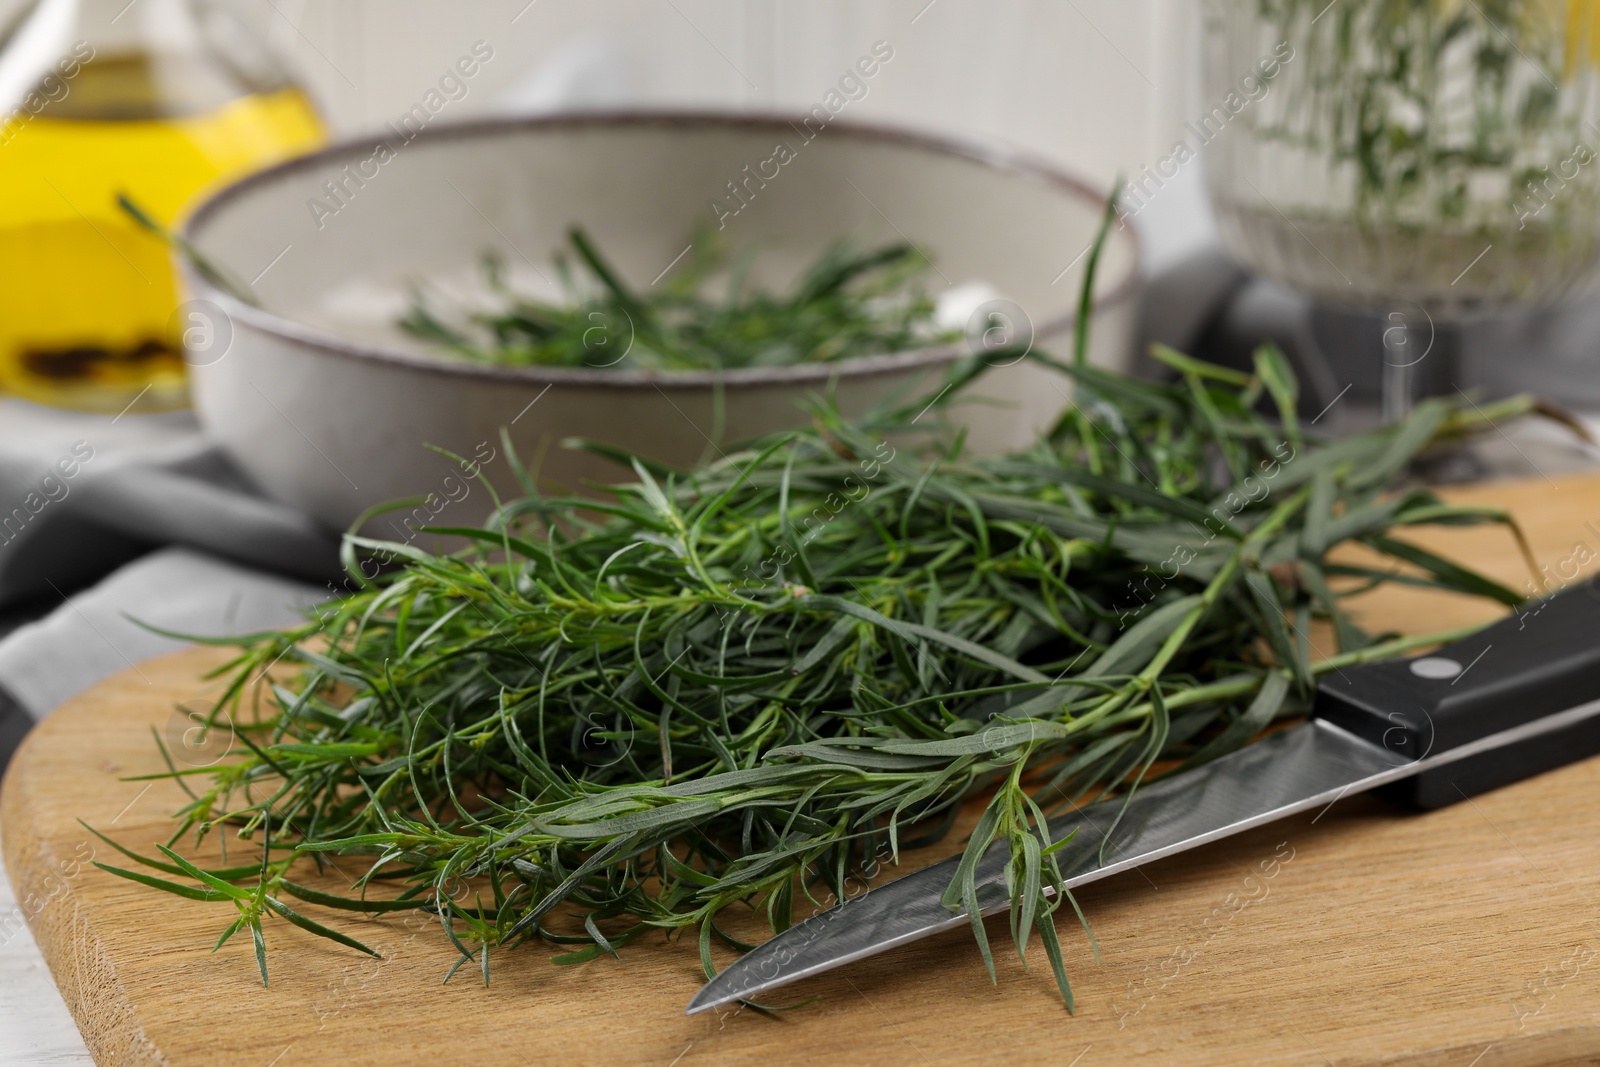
[399,228,963,372]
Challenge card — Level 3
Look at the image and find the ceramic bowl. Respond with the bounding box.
[179,113,1141,531]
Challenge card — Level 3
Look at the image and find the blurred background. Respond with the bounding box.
[5,0,1598,426]
[0,0,1199,409]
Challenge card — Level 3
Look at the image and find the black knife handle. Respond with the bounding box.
[1313,578,1600,809]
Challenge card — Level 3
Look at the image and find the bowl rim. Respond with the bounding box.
[180,109,1142,391]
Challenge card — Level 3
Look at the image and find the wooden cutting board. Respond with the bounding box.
[7,474,1600,1067]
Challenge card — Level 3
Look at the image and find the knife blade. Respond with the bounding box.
[687,578,1600,1014]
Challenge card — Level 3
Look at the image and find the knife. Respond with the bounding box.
[687,577,1600,1014]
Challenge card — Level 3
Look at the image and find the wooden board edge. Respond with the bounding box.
[1397,1028,1600,1067]
[2,721,172,1067]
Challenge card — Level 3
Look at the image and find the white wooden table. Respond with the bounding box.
[0,838,92,1064]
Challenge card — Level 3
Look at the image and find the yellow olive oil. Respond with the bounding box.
[0,54,323,412]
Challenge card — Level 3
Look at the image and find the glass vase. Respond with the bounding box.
[1202,0,1600,321]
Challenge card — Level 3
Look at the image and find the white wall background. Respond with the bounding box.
[266,0,1210,267]
[278,1,1187,170]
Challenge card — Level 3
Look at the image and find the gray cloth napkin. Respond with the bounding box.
[0,547,328,720]
[0,401,338,600]
[0,399,339,773]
